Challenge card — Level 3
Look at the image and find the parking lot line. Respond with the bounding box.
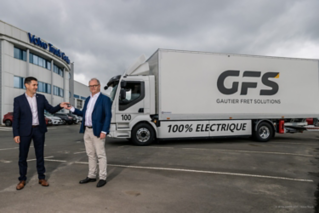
[27,156,54,162]
[0,127,12,131]
[73,151,86,154]
[45,159,67,163]
[69,161,313,183]
[0,159,12,163]
[0,147,18,151]
[0,145,42,152]
[181,148,316,158]
[107,164,314,183]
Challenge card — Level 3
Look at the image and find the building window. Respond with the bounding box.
[74,94,80,99]
[38,81,51,94]
[47,84,51,94]
[47,61,51,70]
[14,76,25,89]
[77,99,83,109]
[14,76,51,93]
[53,64,64,77]
[14,47,26,61]
[53,86,64,97]
[53,86,58,96]
[81,96,86,100]
[29,53,51,70]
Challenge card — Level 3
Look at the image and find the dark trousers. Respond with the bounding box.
[18,127,46,181]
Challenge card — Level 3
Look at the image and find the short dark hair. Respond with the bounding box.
[24,77,38,85]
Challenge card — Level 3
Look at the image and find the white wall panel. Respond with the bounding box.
[3,40,13,56]
[12,27,20,40]
[3,86,15,104]
[4,23,11,36]
[4,57,27,77]
[52,96,64,106]
[29,64,51,83]
[53,74,63,88]
[3,72,13,87]
[3,104,13,114]
[74,81,90,96]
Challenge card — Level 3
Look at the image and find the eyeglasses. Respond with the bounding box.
[88,85,99,88]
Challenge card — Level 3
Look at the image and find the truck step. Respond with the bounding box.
[117,127,130,130]
[117,123,130,130]
[117,134,130,137]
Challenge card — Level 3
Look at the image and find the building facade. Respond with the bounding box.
[0,20,87,124]
[74,81,90,110]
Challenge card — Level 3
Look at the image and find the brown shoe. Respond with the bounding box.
[16,180,26,190]
[38,179,49,187]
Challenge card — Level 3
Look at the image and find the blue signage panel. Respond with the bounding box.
[28,33,70,64]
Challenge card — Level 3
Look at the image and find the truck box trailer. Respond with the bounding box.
[105,49,319,145]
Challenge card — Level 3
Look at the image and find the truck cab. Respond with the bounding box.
[105,57,157,145]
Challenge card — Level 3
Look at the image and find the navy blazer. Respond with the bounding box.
[13,94,62,137]
[72,93,112,137]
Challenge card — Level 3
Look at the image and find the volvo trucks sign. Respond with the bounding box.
[28,33,70,64]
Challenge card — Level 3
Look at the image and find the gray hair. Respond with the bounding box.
[89,78,100,85]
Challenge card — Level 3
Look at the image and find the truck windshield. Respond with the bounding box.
[109,83,119,102]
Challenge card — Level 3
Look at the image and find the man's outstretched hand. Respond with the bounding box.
[60,102,71,109]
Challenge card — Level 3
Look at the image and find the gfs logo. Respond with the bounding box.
[217,70,280,95]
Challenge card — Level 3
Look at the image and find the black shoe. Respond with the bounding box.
[79,177,97,184]
[96,180,107,188]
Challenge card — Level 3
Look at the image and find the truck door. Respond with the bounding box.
[115,81,145,133]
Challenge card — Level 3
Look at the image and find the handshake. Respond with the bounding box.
[60,102,73,110]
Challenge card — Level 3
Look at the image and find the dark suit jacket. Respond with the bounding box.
[72,93,112,137]
[13,93,62,137]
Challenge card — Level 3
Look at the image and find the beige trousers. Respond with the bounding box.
[83,127,107,180]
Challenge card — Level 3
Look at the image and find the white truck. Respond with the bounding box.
[105,49,319,145]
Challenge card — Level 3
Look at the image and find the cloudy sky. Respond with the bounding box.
[1,0,318,87]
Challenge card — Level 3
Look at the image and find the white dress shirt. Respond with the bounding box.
[84,92,100,127]
[25,93,39,125]
[71,92,106,134]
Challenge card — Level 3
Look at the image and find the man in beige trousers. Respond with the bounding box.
[66,78,112,187]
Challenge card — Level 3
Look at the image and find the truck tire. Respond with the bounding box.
[5,120,12,127]
[131,123,155,146]
[254,122,273,142]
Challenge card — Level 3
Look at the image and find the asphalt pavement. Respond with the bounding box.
[0,125,318,213]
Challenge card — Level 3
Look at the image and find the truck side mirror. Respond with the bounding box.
[120,88,126,100]
[121,81,127,88]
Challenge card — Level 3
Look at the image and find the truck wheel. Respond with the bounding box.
[5,120,12,127]
[131,123,155,146]
[254,122,273,142]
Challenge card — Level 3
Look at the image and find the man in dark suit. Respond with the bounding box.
[66,78,112,188]
[13,76,68,190]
